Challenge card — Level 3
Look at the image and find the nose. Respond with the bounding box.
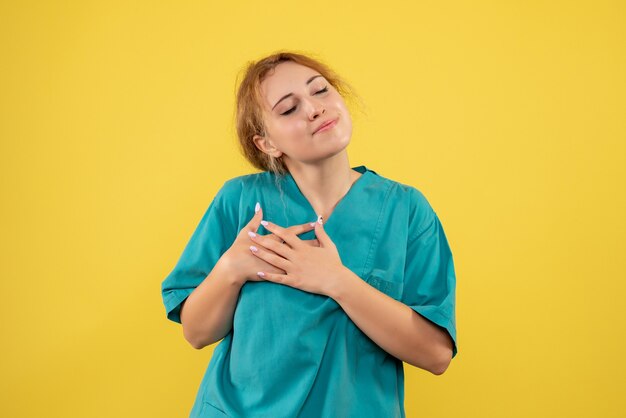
[307,98,326,120]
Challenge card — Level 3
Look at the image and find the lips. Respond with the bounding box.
[314,118,338,134]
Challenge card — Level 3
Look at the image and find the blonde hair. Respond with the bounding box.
[232,50,365,176]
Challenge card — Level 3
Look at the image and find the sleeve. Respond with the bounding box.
[160,178,242,324]
[402,187,458,359]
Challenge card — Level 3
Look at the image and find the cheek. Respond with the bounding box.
[287,119,309,135]
[268,119,304,137]
[273,121,311,153]
[333,98,352,125]
[331,94,350,114]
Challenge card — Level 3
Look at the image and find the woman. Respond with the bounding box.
[161,51,458,418]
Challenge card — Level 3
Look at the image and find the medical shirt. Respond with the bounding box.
[161,165,458,418]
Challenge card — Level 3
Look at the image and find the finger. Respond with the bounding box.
[248,228,294,259]
[286,220,318,237]
[256,271,289,286]
[244,201,263,233]
[264,265,287,275]
[266,233,286,244]
[313,215,334,248]
[302,238,320,247]
[249,243,290,271]
[260,220,301,248]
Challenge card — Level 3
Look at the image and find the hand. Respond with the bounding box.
[222,203,319,285]
[247,216,349,297]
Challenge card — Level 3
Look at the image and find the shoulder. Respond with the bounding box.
[367,168,434,213]
[210,171,277,215]
[214,171,270,199]
[221,170,274,189]
[367,168,436,234]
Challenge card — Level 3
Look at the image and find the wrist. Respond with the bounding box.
[216,253,246,287]
[326,266,358,301]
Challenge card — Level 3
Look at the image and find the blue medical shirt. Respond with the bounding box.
[161,165,458,418]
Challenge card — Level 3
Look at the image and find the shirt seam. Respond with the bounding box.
[407,212,436,248]
[361,181,394,277]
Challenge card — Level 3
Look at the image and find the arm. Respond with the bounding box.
[179,256,244,349]
[328,268,454,375]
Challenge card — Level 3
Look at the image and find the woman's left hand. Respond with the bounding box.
[247,217,348,297]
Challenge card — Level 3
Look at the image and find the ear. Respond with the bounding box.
[253,134,283,158]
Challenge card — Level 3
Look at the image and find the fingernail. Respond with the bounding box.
[317,215,323,225]
[261,220,268,226]
[257,271,265,277]
[249,245,258,252]
[248,231,256,238]
[255,202,260,213]
[310,222,316,227]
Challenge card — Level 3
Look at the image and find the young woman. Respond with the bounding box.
[161,51,458,418]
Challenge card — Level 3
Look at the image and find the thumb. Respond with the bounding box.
[313,214,333,247]
[246,201,263,231]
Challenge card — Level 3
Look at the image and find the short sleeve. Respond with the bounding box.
[160,178,242,324]
[402,188,458,359]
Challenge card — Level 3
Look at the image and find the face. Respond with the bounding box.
[252,61,353,167]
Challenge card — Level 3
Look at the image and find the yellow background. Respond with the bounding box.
[1,1,624,417]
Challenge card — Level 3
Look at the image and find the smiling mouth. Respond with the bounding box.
[314,118,338,134]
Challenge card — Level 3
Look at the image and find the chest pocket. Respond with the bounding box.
[354,268,404,354]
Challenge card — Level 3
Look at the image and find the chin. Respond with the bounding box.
[328,134,352,156]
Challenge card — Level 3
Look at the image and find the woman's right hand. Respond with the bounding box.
[222,204,319,285]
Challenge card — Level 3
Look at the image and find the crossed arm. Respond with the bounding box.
[326,268,454,375]
[251,219,454,375]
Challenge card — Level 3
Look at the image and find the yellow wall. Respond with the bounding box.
[1,1,624,417]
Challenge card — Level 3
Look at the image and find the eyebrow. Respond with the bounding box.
[271,74,324,111]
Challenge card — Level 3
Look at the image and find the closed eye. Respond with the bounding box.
[280,87,329,116]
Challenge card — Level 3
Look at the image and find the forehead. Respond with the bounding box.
[260,62,322,102]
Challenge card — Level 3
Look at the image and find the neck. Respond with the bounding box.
[284,152,361,221]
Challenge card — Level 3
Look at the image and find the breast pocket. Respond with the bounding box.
[198,400,229,417]
[354,268,404,353]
